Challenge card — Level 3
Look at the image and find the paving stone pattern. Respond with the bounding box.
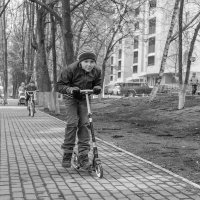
[0,106,200,200]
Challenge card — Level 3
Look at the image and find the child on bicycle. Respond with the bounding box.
[25,80,38,106]
[56,49,101,170]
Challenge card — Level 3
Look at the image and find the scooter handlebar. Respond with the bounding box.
[80,89,93,94]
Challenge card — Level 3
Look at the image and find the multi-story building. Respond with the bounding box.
[107,0,200,87]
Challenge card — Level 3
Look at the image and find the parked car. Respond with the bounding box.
[120,82,152,97]
[104,84,121,95]
[112,85,121,95]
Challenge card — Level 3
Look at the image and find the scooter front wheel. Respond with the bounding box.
[72,152,80,169]
[95,163,103,178]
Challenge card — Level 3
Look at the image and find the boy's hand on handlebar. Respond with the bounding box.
[69,87,80,95]
[93,86,101,95]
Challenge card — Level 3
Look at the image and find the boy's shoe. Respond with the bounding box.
[62,153,72,168]
[78,154,91,170]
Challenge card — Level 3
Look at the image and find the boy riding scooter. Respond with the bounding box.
[56,48,101,170]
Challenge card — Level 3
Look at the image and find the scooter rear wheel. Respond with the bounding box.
[95,163,103,178]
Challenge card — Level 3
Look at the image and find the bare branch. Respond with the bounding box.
[28,0,62,23]
[171,10,200,41]
[0,0,11,18]
[71,0,88,12]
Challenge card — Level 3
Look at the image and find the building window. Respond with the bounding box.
[135,7,140,17]
[149,0,157,9]
[149,18,156,34]
[134,22,139,30]
[148,56,155,66]
[111,56,114,64]
[133,65,138,73]
[134,36,139,49]
[148,37,155,53]
[133,51,138,63]
[118,61,121,70]
[118,49,122,59]
[118,72,121,78]
[110,76,113,81]
[111,66,113,74]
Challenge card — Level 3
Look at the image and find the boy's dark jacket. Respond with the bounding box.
[56,61,101,99]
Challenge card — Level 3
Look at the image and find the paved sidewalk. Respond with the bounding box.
[1,106,200,200]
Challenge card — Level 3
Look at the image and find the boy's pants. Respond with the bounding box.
[61,97,90,155]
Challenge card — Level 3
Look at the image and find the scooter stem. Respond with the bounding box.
[85,92,91,115]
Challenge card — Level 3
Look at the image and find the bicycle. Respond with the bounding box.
[0,97,6,105]
[72,90,103,178]
[26,90,38,117]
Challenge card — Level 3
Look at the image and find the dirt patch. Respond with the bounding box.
[44,94,200,185]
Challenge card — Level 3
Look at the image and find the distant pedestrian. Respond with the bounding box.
[190,72,198,95]
[18,82,25,98]
[56,48,101,170]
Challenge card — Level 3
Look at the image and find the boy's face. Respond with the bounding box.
[81,59,96,72]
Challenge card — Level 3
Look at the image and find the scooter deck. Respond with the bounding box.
[71,162,93,173]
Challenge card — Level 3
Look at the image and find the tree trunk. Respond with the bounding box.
[101,60,107,98]
[35,5,51,92]
[149,0,180,101]
[50,9,60,114]
[21,1,26,71]
[2,1,8,103]
[178,0,184,85]
[26,1,35,83]
[50,11,57,92]
[61,0,74,65]
[178,84,187,110]
[178,0,184,110]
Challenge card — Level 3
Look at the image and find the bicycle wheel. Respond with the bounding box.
[30,103,34,117]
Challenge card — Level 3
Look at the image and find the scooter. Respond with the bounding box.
[72,90,103,178]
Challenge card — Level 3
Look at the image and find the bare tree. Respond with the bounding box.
[149,0,180,101]
[178,22,200,108]
[29,0,88,65]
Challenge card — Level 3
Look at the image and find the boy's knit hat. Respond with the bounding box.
[78,48,96,62]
